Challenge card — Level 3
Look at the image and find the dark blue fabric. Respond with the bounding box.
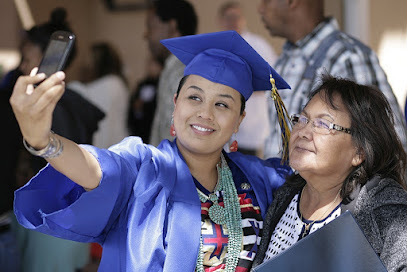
[405,97,407,127]
[252,212,387,272]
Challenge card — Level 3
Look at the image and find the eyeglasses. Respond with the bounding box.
[290,114,351,135]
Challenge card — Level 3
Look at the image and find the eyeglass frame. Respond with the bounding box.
[290,114,352,135]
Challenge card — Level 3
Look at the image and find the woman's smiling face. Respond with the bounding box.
[173,75,245,156]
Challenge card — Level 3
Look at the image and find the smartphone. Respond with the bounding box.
[36,30,75,79]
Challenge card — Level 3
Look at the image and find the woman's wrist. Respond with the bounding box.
[23,131,63,159]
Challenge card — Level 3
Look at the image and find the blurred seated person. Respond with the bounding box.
[70,42,129,149]
[0,70,22,271]
[253,75,407,272]
[127,56,163,143]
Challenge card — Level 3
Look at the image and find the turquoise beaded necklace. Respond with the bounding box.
[196,153,242,272]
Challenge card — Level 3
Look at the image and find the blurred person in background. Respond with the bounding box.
[258,0,407,159]
[127,56,163,143]
[0,70,22,271]
[0,35,26,272]
[146,0,198,146]
[218,1,277,157]
[70,42,129,149]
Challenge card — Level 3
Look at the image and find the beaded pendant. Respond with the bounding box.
[208,194,226,225]
[197,191,226,225]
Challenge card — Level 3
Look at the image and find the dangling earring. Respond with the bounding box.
[170,124,176,137]
[229,134,238,152]
[170,116,176,137]
[229,140,238,152]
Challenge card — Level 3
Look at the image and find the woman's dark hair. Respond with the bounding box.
[175,75,246,115]
[287,74,407,202]
[25,7,77,69]
[151,0,198,36]
[90,42,126,83]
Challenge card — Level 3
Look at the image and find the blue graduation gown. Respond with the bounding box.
[14,137,290,271]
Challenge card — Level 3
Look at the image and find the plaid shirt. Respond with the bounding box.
[264,17,407,158]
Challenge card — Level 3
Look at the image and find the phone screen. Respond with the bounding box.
[37,39,70,77]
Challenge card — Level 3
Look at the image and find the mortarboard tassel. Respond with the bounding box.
[270,74,291,163]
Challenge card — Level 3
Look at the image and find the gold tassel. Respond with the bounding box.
[270,74,291,163]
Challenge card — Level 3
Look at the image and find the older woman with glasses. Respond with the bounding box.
[253,75,407,272]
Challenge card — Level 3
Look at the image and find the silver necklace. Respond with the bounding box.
[196,153,242,272]
[196,176,225,225]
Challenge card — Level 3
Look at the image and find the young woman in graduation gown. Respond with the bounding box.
[10,31,292,271]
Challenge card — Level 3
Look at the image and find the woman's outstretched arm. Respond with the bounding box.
[10,70,101,190]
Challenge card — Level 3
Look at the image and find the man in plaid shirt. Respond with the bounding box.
[258,0,407,158]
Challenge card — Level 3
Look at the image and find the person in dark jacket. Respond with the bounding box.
[253,75,407,272]
[20,8,105,173]
[0,69,22,271]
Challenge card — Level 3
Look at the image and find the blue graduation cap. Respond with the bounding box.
[161,30,292,161]
[160,30,290,101]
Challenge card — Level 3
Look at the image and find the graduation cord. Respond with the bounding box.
[196,153,242,272]
[299,185,341,239]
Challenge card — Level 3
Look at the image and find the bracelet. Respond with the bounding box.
[23,131,63,159]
